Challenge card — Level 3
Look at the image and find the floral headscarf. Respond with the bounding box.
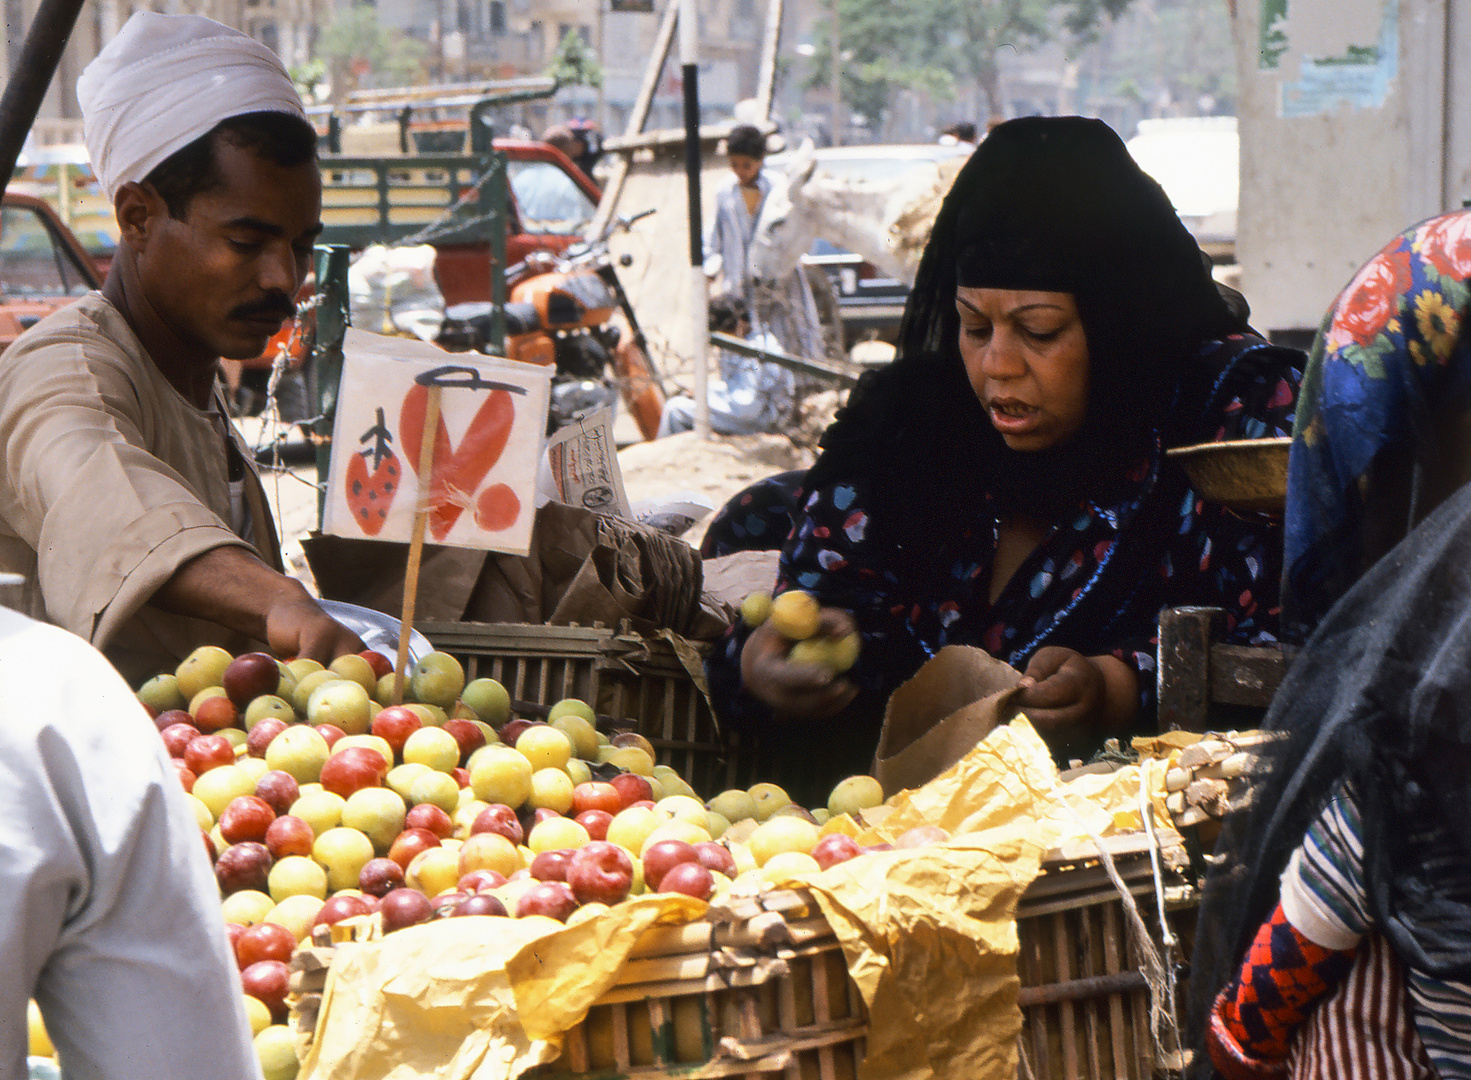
[1283,208,1471,639]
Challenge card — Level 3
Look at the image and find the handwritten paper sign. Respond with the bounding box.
[540,407,631,518]
[322,329,552,555]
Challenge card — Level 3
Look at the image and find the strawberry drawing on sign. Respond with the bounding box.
[398,365,525,540]
[345,407,400,536]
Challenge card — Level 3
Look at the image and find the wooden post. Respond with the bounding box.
[753,0,784,123]
[1156,606,1223,732]
[590,0,679,237]
[0,0,89,194]
[392,384,442,705]
[311,245,352,527]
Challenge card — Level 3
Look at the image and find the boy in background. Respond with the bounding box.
[704,124,827,365]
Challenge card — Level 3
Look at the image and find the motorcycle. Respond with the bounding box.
[435,210,666,440]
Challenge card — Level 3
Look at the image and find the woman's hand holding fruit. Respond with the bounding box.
[739,591,861,721]
[1015,646,1139,741]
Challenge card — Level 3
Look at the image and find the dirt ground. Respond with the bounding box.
[616,430,815,549]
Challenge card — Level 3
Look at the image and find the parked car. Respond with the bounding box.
[9,144,117,274]
[0,191,101,350]
[764,142,973,351]
[1124,116,1237,264]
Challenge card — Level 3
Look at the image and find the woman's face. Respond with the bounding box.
[956,287,1089,452]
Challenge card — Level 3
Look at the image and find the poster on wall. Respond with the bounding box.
[1259,0,1398,117]
[322,329,552,556]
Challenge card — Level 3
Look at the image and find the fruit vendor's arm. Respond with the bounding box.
[0,316,356,660]
[2,612,261,1078]
[153,545,362,665]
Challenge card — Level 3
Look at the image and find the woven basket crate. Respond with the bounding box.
[419,621,751,795]
[531,889,866,1080]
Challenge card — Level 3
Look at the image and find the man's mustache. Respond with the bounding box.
[229,295,297,322]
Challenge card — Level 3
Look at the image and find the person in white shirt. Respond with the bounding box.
[658,294,797,436]
[0,606,259,1080]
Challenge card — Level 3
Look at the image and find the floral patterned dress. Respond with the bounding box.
[1283,209,1471,640]
[708,335,1301,802]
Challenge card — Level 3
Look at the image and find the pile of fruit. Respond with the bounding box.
[741,589,861,673]
[29,640,907,1080]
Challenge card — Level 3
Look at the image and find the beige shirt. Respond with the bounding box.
[0,293,283,685]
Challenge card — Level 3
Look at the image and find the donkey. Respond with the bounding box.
[745,139,966,291]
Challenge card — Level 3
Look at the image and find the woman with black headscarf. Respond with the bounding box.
[705,116,1303,805]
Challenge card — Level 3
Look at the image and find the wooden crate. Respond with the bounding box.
[418,621,748,796]
[1015,835,1190,1080]
[531,889,866,1080]
[1157,607,1294,733]
[291,837,1191,1080]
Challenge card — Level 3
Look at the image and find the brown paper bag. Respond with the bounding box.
[873,645,1026,797]
[304,502,732,640]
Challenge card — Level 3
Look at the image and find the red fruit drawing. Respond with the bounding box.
[345,407,400,536]
[474,483,521,531]
[399,382,515,539]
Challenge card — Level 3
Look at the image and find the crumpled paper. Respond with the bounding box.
[766,716,1174,1080]
[504,894,707,1041]
[301,717,1172,1080]
[799,829,1044,1079]
[299,895,705,1080]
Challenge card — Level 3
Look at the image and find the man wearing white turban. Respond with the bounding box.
[0,12,363,684]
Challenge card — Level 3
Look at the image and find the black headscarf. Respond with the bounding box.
[805,116,1246,546]
[1186,478,1471,1077]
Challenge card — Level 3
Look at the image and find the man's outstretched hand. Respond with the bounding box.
[263,590,364,666]
[156,545,364,663]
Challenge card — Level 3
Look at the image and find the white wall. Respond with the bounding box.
[1233,0,1471,336]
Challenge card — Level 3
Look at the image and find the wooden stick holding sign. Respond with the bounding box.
[392,381,442,706]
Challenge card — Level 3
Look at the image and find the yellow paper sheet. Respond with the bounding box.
[301,895,705,1080]
[759,717,1173,1080]
[299,915,563,1080]
[799,830,1044,1079]
[302,717,1172,1080]
[505,893,707,1041]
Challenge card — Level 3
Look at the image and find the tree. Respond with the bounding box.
[290,59,330,107]
[1094,0,1237,118]
[545,28,603,91]
[804,0,1132,132]
[316,6,427,100]
[802,0,950,137]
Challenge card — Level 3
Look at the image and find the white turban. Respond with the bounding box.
[77,12,307,202]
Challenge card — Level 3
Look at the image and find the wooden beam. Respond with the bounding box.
[754,0,784,122]
[0,0,88,195]
[710,331,860,387]
[591,0,680,236]
[1157,606,1223,732]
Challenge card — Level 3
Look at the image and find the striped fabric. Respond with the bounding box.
[1280,793,1369,951]
[1288,932,1437,1080]
[1281,789,1471,1078]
